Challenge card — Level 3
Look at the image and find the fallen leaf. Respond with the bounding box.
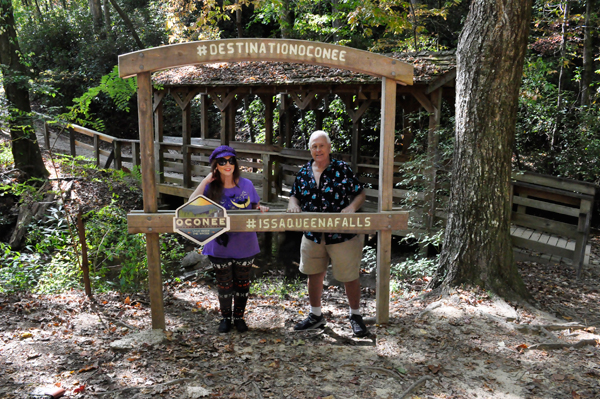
[73,385,86,393]
[78,365,98,373]
[428,364,442,374]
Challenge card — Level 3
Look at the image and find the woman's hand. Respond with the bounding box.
[203,172,216,184]
[258,205,269,213]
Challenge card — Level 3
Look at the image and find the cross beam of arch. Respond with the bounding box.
[118,38,413,84]
[120,39,413,330]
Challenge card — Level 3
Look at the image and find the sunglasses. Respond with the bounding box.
[216,157,236,166]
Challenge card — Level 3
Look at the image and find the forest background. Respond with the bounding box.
[0,0,599,302]
[0,1,600,398]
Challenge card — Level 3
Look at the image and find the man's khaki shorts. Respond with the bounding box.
[299,234,364,282]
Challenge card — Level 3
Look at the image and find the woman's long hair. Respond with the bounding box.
[205,158,241,203]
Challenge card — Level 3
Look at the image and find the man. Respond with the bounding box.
[287,130,368,337]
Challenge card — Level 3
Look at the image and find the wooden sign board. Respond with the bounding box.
[118,38,413,84]
[128,211,409,234]
[173,195,230,245]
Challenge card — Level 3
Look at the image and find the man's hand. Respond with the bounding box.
[340,204,356,214]
[287,196,302,213]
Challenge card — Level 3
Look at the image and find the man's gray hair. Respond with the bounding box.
[309,130,331,146]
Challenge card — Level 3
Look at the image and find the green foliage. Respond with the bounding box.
[390,231,443,280]
[61,66,138,131]
[250,275,307,299]
[0,177,46,203]
[84,204,185,291]
[0,243,43,293]
[516,54,600,183]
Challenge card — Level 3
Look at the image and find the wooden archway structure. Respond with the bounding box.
[119,39,413,329]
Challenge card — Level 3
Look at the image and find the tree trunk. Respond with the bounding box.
[279,0,294,39]
[581,0,595,106]
[106,0,144,49]
[550,0,569,160]
[0,0,49,180]
[89,0,103,31]
[428,0,533,301]
[235,0,243,38]
[102,0,113,39]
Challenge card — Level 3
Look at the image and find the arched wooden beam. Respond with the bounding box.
[118,39,413,85]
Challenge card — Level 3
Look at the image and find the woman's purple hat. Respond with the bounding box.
[209,145,237,163]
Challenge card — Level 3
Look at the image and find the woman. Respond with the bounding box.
[190,145,268,333]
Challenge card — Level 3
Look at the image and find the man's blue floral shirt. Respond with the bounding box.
[290,158,363,244]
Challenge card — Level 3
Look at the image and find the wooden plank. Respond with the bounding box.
[530,231,542,242]
[512,195,580,217]
[118,39,414,84]
[511,213,578,238]
[537,233,552,245]
[547,235,559,246]
[158,184,194,198]
[512,184,583,206]
[511,236,574,259]
[73,141,111,157]
[512,171,596,195]
[128,211,409,234]
[67,123,115,143]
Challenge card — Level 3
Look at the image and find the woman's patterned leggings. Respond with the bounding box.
[208,256,253,321]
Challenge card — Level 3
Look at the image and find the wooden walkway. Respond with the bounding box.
[511,225,592,266]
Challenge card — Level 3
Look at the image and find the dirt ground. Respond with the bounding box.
[1,244,599,399]
[1,129,599,399]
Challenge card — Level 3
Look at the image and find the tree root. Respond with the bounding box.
[527,339,598,351]
[398,375,432,399]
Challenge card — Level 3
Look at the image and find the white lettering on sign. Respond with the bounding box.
[255,215,373,230]
[196,40,349,64]
[175,217,227,227]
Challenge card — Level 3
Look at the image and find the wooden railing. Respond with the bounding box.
[35,115,141,171]
[511,171,596,278]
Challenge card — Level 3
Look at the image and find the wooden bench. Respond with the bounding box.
[510,171,596,278]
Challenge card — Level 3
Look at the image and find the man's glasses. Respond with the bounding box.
[216,157,236,166]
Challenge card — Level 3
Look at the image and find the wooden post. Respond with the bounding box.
[376,77,397,324]
[228,102,237,143]
[425,88,443,231]
[131,141,141,168]
[262,95,274,145]
[262,153,272,202]
[200,94,209,140]
[42,121,50,150]
[114,141,122,170]
[182,102,192,188]
[138,72,164,330]
[351,119,360,173]
[220,110,228,145]
[154,92,165,184]
[93,134,100,167]
[77,210,92,298]
[575,199,592,278]
[315,108,323,131]
[69,128,76,157]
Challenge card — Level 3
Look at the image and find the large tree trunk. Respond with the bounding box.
[428,0,533,301]
[279,0,294,39]
[581,0,595,106]
[0,0,48,180]
[89,0,103,31]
